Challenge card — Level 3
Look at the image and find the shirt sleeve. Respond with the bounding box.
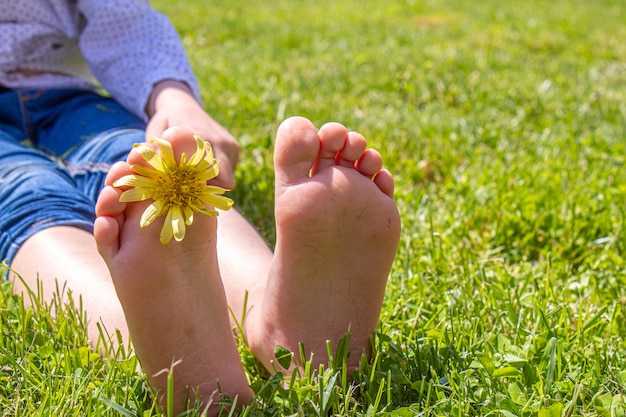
[77,0,201,121]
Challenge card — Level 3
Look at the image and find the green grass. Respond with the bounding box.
[2,0,626,415]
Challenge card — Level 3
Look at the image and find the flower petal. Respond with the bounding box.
[153,137,177,172]
[113,174,139,187]
[133,143,165,172]
[200,190,234,211]
[183,206,195,225]
[170,206,186,242]
[114,173,160,188]
[119,187,153,202]
[202,185,229,195]
[196,159,220,182]
[204,140,215,160]
[129,164,167,180]
[187,136,207,166]
[189,201,218,217]
[140,200,166,228]
[159,208,175,245]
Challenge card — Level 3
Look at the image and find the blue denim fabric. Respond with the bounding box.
[0,88,146,267]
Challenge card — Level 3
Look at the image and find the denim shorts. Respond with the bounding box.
[0,88,146,267]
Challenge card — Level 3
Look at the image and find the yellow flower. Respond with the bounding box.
[113,135,234,244]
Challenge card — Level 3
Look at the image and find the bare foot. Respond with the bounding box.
[247,117,401,372]
[94,127,252,414]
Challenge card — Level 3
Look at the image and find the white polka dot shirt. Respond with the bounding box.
[0,0,201,121]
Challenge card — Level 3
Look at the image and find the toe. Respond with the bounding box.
[95,185,126,217]
[94,185,125,259]
[129,126,200,167]
[94,215,121,260]
[355,149,396,197]
[355,149,384,178]
[104,161,133,186]
[373,169,395,198]
[313,122,349,173]
[160,126,203,163]
[274,116,320,185]
[336,132,367,168]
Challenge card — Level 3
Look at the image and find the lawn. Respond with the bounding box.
[2,0,626,415]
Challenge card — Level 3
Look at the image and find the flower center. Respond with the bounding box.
[157,166,204,207]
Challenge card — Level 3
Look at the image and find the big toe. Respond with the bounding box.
[274,116,320,186]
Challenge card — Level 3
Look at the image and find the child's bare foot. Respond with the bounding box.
[248,117,401,372]
[94,127,252,414]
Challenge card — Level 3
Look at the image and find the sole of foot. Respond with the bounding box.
[247,116,401,373]
[94,126,252,414]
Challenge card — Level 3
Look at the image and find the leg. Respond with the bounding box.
[10,227,129,346]
[6,90,149,347]
[6,129,146,347]
[0,117,129,345]
[95,127,252,414]
[247,117,401,372]
[216,209,272,331]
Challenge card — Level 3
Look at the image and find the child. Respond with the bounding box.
[1,1,401,414]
